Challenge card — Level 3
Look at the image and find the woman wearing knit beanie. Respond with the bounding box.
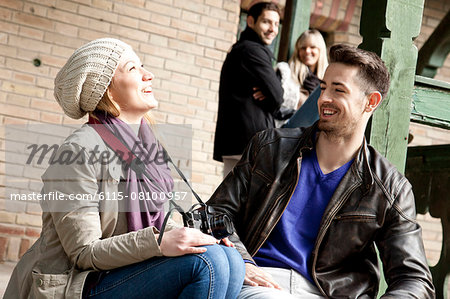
[5,38,245,299]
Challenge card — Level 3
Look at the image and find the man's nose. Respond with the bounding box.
[318,91,332,104]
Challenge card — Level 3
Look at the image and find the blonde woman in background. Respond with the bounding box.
[274,29,328,127]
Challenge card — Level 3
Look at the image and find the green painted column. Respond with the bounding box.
[278,0,312,61]
[359,0,424,173]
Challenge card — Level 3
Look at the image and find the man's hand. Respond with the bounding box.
[253,87,266,101]
[159,227,218,256]
[244,263,282,289]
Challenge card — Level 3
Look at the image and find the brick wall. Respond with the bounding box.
[0,0,241,262]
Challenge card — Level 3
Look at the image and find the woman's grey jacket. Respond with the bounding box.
[5,124,178,298]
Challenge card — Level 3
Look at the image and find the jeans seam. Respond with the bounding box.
[290,269,294,294]
[88,258,170,297]
[194,253,215,299]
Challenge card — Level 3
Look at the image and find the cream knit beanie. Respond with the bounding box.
[54,38,132,119]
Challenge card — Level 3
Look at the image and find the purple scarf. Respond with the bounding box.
[92,113,174,232]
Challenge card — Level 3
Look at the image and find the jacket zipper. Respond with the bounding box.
[311,181,361,295]
[251,157,301,255]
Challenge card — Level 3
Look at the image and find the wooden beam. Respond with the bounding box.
[416,10,450,78]
[359,0,425,173]
[411,76,450,130]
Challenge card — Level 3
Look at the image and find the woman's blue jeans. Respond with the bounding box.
[85,244,245,299]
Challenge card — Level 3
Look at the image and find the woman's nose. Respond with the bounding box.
[142,69,154,81]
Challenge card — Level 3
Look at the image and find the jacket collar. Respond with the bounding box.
[355,138,374,191]
[239,27,266,46]
[300,122,374,191]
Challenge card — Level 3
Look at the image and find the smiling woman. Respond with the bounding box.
[4,38,245,299]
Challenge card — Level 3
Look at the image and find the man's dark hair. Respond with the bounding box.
[329,44,390,98]
[247,2,280,22]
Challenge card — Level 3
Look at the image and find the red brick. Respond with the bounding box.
[47,7,90,26]
[0,224,25,236]
[44,32,84,48]
[178,31,196,43]
[13,12,53,30]
[139,21,178,38]
[0,20,18,34]
[170,18,206,35]
[13,73,35,84]
[92,0,114,10]
[182,10,201,23]
[174,0,209,14]
[25,227,41,238]
[78,5,118,22]
[26,0,56,7]
[205,0,223,8]
[118,15,139,29]
[123,0,145,7]
[0,7,12,20]
[112,25,149,42]
[150,13,171,26]
[0,236,7,262]
[23,2,48,17]
[144,2,181,18]
[0,0,24,10]
[195,56,214,68]
[113,3,149,20]
[40,111,62,124]
[18,26,44,40]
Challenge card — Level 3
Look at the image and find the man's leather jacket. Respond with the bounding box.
[208,124,435,298]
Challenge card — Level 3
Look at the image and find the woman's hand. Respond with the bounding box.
[244,263,281,289]
[159,227,218,256]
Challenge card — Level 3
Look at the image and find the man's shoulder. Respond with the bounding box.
[251,127,311,152]
[365,144,410,198]
[232,39,269,55]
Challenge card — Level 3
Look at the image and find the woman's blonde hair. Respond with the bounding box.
[288,29,328,86]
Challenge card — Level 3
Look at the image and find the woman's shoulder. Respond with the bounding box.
[63,123,105,151]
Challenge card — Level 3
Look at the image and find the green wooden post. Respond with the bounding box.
[359,0,425,173]
[277,0,312,62]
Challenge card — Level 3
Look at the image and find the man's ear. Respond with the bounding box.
[365,91,382,113]
[247,15,255,29]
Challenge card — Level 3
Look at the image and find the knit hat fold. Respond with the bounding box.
[54,38,132,119]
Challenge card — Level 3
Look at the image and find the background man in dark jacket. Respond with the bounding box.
[208,45,435,298]
[213,2,283,176]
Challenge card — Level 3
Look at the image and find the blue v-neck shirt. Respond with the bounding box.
[254,149,354,283]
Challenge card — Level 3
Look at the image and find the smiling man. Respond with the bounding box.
[208,44,435,298]
[213,2,283,176]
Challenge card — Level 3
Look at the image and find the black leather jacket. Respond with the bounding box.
[208,124,435,298]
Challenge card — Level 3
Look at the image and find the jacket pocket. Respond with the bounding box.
[31,270,69,299]
[334,212,377,222]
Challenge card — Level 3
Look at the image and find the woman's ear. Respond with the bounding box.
[365,91,382,113]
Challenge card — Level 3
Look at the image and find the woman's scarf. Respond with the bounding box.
[91,113,174,232]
